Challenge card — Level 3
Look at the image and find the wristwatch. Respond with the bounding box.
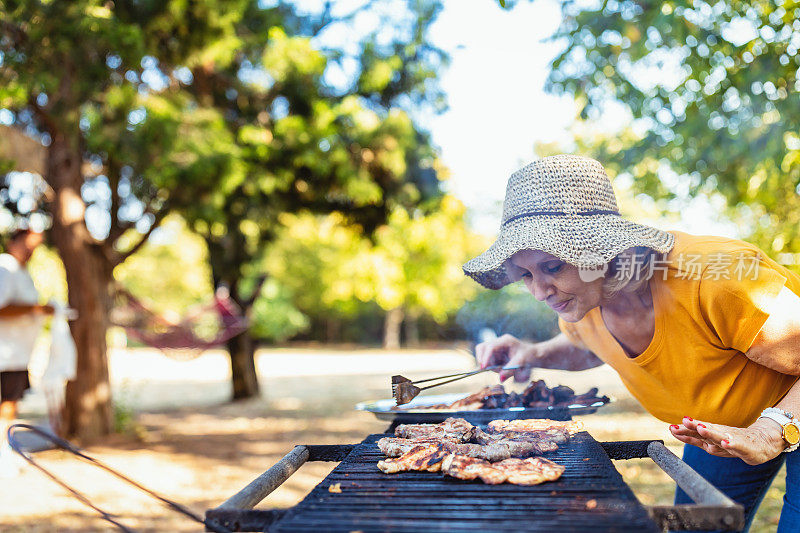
[759,407,800,453]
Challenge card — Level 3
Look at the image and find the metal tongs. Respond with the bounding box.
[391,365,525,405]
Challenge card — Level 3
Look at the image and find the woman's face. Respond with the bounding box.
[506,249,604,322]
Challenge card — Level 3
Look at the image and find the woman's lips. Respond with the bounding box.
[551,299,572,312]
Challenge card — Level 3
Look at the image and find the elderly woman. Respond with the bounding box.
[465,155,800,533]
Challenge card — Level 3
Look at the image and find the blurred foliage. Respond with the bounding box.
[13,205,561,346]
[113,215,213,315]
[262,193,483,341]
[69,0,453,348]
[25,245,68,305]
[546,0,800,257]
[84,198,488,344]
[250,278,309,343]
[0,1,450,377]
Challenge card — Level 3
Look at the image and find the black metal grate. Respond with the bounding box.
[267,432,659,532]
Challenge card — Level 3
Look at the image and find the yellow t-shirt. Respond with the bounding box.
[558,230,800,426]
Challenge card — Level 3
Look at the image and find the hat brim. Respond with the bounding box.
[462,214,675,290]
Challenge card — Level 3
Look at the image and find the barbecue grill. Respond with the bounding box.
[207,417,744,532]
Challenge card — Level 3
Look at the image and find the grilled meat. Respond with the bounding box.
[487,419,584,435]
[441,454,507,484]
[472,428,560,453]
[474,427,566,448]
[377,418,568,485]
[376,443,450,474]
[377,436,551,461]
[447,385,504,409]
[403,380,609,411]
[378,437,458,456]
[441,454,565,485]
[394,417,476,442]
[493,457,565,485]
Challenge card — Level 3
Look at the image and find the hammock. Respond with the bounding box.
[111,286,249,359]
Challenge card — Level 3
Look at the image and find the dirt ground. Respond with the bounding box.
[0,347,786,532]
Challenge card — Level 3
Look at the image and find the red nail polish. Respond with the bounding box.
[697,424,706,429]
[670,425,679,430]
[721,440,729,446]
[685,417,693,421]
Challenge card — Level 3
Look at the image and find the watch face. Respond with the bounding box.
[784,424,800,445]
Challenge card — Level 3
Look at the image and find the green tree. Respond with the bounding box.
[152,0,449,397]
[265,193,480,348]
[543,0,800,257]
[1,0,448,431]
[0,1,245,438]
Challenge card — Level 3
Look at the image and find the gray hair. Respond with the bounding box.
[602,247,667,299]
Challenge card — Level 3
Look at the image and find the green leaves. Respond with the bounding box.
[263,196,480,330]
[2,0,450,323]
[547,0,800,258]
[262,27,326,81]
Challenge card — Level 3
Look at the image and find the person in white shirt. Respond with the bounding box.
[0,229,53,474]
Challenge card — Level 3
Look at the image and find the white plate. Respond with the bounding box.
[355,393,611,423]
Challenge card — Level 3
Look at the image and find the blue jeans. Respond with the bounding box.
[675,444,800,532]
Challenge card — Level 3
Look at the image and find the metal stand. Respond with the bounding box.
[601,440,744,531]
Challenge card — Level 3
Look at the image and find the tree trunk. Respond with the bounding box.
[383,307,404,349]
[208,253,260,400]
[47,130,113,440]
[404,315,420,347]
[326,317,341,343]
[227,330,258,400]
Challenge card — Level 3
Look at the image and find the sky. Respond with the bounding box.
[297,0,581,233]
[428,0,573,228]
[425,0,740,239]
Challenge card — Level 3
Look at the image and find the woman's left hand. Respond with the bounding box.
[670,416,787,465]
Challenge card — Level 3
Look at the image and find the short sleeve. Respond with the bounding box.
[0,267,13,308]
[558,317,589,351]
[698,253,787,353]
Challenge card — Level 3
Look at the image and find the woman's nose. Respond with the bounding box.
[527,276,552,301]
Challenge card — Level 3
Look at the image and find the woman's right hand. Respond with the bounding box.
[475,334,539,382]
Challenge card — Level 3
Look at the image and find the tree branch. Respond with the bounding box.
[113,206,170,266]
[242,274,268,309]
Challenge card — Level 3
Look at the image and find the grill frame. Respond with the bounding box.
[207,426,744,532]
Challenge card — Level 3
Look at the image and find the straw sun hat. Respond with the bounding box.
[463,154,675,290]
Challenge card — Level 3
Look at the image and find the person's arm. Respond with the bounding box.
[671,285,800,464]
[741,286,800,374]
[476,333,604,382]
[0,303,54,318]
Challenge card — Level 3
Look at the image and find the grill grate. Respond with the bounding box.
[268,432,659,532]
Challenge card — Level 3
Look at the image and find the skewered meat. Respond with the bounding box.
[441,454,565,485]
[394,417,476,442]
[377,443,449,473]
[488,419,584,435]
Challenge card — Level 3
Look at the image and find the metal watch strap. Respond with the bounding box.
[759,408,800,453]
